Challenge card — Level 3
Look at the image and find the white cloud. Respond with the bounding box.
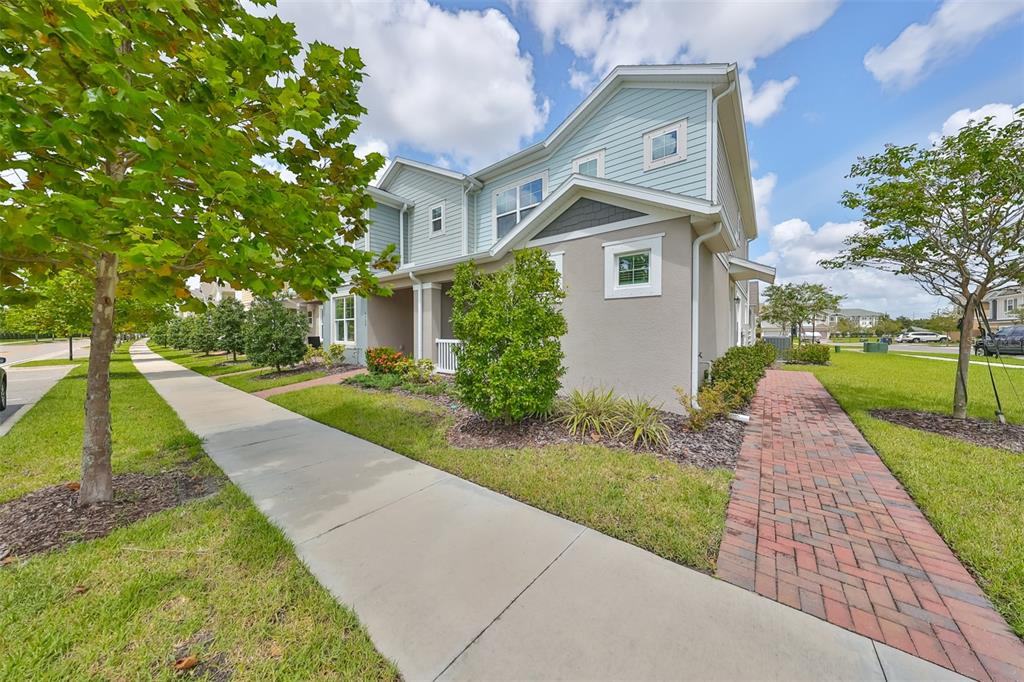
[568,67,596,92]
[519,0,839,124]
[751,173,776,230]
[864,0,1024,89]
[269,0,549,169]
[928,102,1023,144]
[758,217,947,316]
[740,72,799,126]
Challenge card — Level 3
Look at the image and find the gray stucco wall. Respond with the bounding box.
[366,288,414,356]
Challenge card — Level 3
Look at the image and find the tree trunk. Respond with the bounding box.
[79,253,119,504]
[68,335,73,361]
[953,295,976,420]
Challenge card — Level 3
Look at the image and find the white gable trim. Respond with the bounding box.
[378,157,466,190]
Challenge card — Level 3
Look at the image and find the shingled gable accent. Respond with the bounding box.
[533,198,647,241]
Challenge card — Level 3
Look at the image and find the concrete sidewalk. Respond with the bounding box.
[132,342,963,681]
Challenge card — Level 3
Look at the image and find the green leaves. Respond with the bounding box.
[1,0,385,307]
[450,248,567,423]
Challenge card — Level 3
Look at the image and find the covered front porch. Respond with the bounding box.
[365,281,461,374]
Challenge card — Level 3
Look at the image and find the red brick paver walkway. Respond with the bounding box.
[717,370,1024,681]
[252,368,365,399]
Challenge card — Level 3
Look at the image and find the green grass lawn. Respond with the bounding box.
[0,344,398,679]
[11,358,87,367]
[897,350,1024,366]
[149,346,254,376]
[785,352,1024,636]
[272,385,733,572]
[0,346,207,503]
[218,368,327,393]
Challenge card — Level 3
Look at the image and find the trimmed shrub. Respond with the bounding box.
[243,298,307,371]
[615,397,671,450]
[346,372,404,391]
[558,387,619,439]
[149,321,170,346]
[676,381,742,431]
[303,346,325,367]
[189,311,218,355]
[708,343,776,403]
[399,358,436,384]
[790,343,831,365]
[366,346,404,374]
[166,317,190,349]
[450,248,567,423]
[323,343,349,367]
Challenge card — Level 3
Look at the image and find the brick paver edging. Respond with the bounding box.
[716,369,1024,681]
[252,368,365,399]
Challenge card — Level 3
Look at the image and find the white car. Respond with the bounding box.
[896,331,949,343]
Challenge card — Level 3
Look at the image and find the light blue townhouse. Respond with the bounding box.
[322,64,775,411]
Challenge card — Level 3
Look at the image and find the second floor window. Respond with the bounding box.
[430,203,445,235]
[572,149,605,178]
[494,175,545,240]
[643,119,687,171]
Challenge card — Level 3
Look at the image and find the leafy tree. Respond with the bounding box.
[450,248,567,423]
[896,315,913,331]
[875,315,902,337]
[3,271,92,358]
[822,109,1023,417]
[1014,307,1024,324]
[212,297,246,361]
[760,284,807,339]
[835,317,857,337]
[803,283,843,340]
[0,3,395,502]
[243,298,307,372]
[166,317,190,350]
[189,310,218,355]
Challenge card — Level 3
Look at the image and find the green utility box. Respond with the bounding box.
[834,345,841,353]
[863,342,888,353]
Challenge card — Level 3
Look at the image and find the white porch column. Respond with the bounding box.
[420,283,443,363]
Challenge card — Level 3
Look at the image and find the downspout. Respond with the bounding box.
[689,78,737,411]
[398,203,408,266]
[461,177,482,256]
[690,222,723,409]
[409,270,422,360]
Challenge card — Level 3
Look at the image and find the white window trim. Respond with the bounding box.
[332,294,357,345]
[548,250,564,284]
[429,202,446,237]
[643,119,687,171]
[603,234,663,299]
[572,149,605,178]
[491,171,548,243]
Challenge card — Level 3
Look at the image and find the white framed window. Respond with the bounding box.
[572,149,605,178]
[643,119,687,171]
[603,234,663,299]
[493,173,547,241]
[334,295,356,344]
[429,202,445,236]
[1007,298,1017,313]
[548,250,564,285]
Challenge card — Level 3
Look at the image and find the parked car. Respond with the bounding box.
[0,356,6,411]
[895,331,949,343]
[975,326,1024,356]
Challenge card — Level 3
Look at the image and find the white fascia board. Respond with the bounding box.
[378,157,467,190]
[367,185,412,209]
[472,64,733,182]
[718,67,758,240]
[728,256,776,283]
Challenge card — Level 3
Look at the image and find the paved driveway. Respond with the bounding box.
[133,342,962,681]
[0,364,76,437]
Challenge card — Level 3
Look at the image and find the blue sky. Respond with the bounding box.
[273,0,1024,317]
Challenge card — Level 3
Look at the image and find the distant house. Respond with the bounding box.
[189,281,323,345]
[828,308,885,329]
[982,287,1023,330]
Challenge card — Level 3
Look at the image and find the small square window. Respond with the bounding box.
[430,203,444,234]
[650,131,677,161]
[617,252,650,286]
[572,150,605,178]
[643,120,686,171]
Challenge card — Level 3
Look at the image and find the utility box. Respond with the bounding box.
[863,342,888,353]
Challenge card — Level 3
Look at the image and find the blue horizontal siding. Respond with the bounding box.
[475,87,709,251]
[368,204,400,255]
[386,166,464,265]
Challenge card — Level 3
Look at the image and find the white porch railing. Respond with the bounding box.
[435,339,462,374]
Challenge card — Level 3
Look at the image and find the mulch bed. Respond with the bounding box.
[448,409,746,470]
[871,408,1024,453]
[256,363,360,382]
[0,469,223,563]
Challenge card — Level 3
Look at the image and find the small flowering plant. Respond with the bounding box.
[366,346,405,374]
